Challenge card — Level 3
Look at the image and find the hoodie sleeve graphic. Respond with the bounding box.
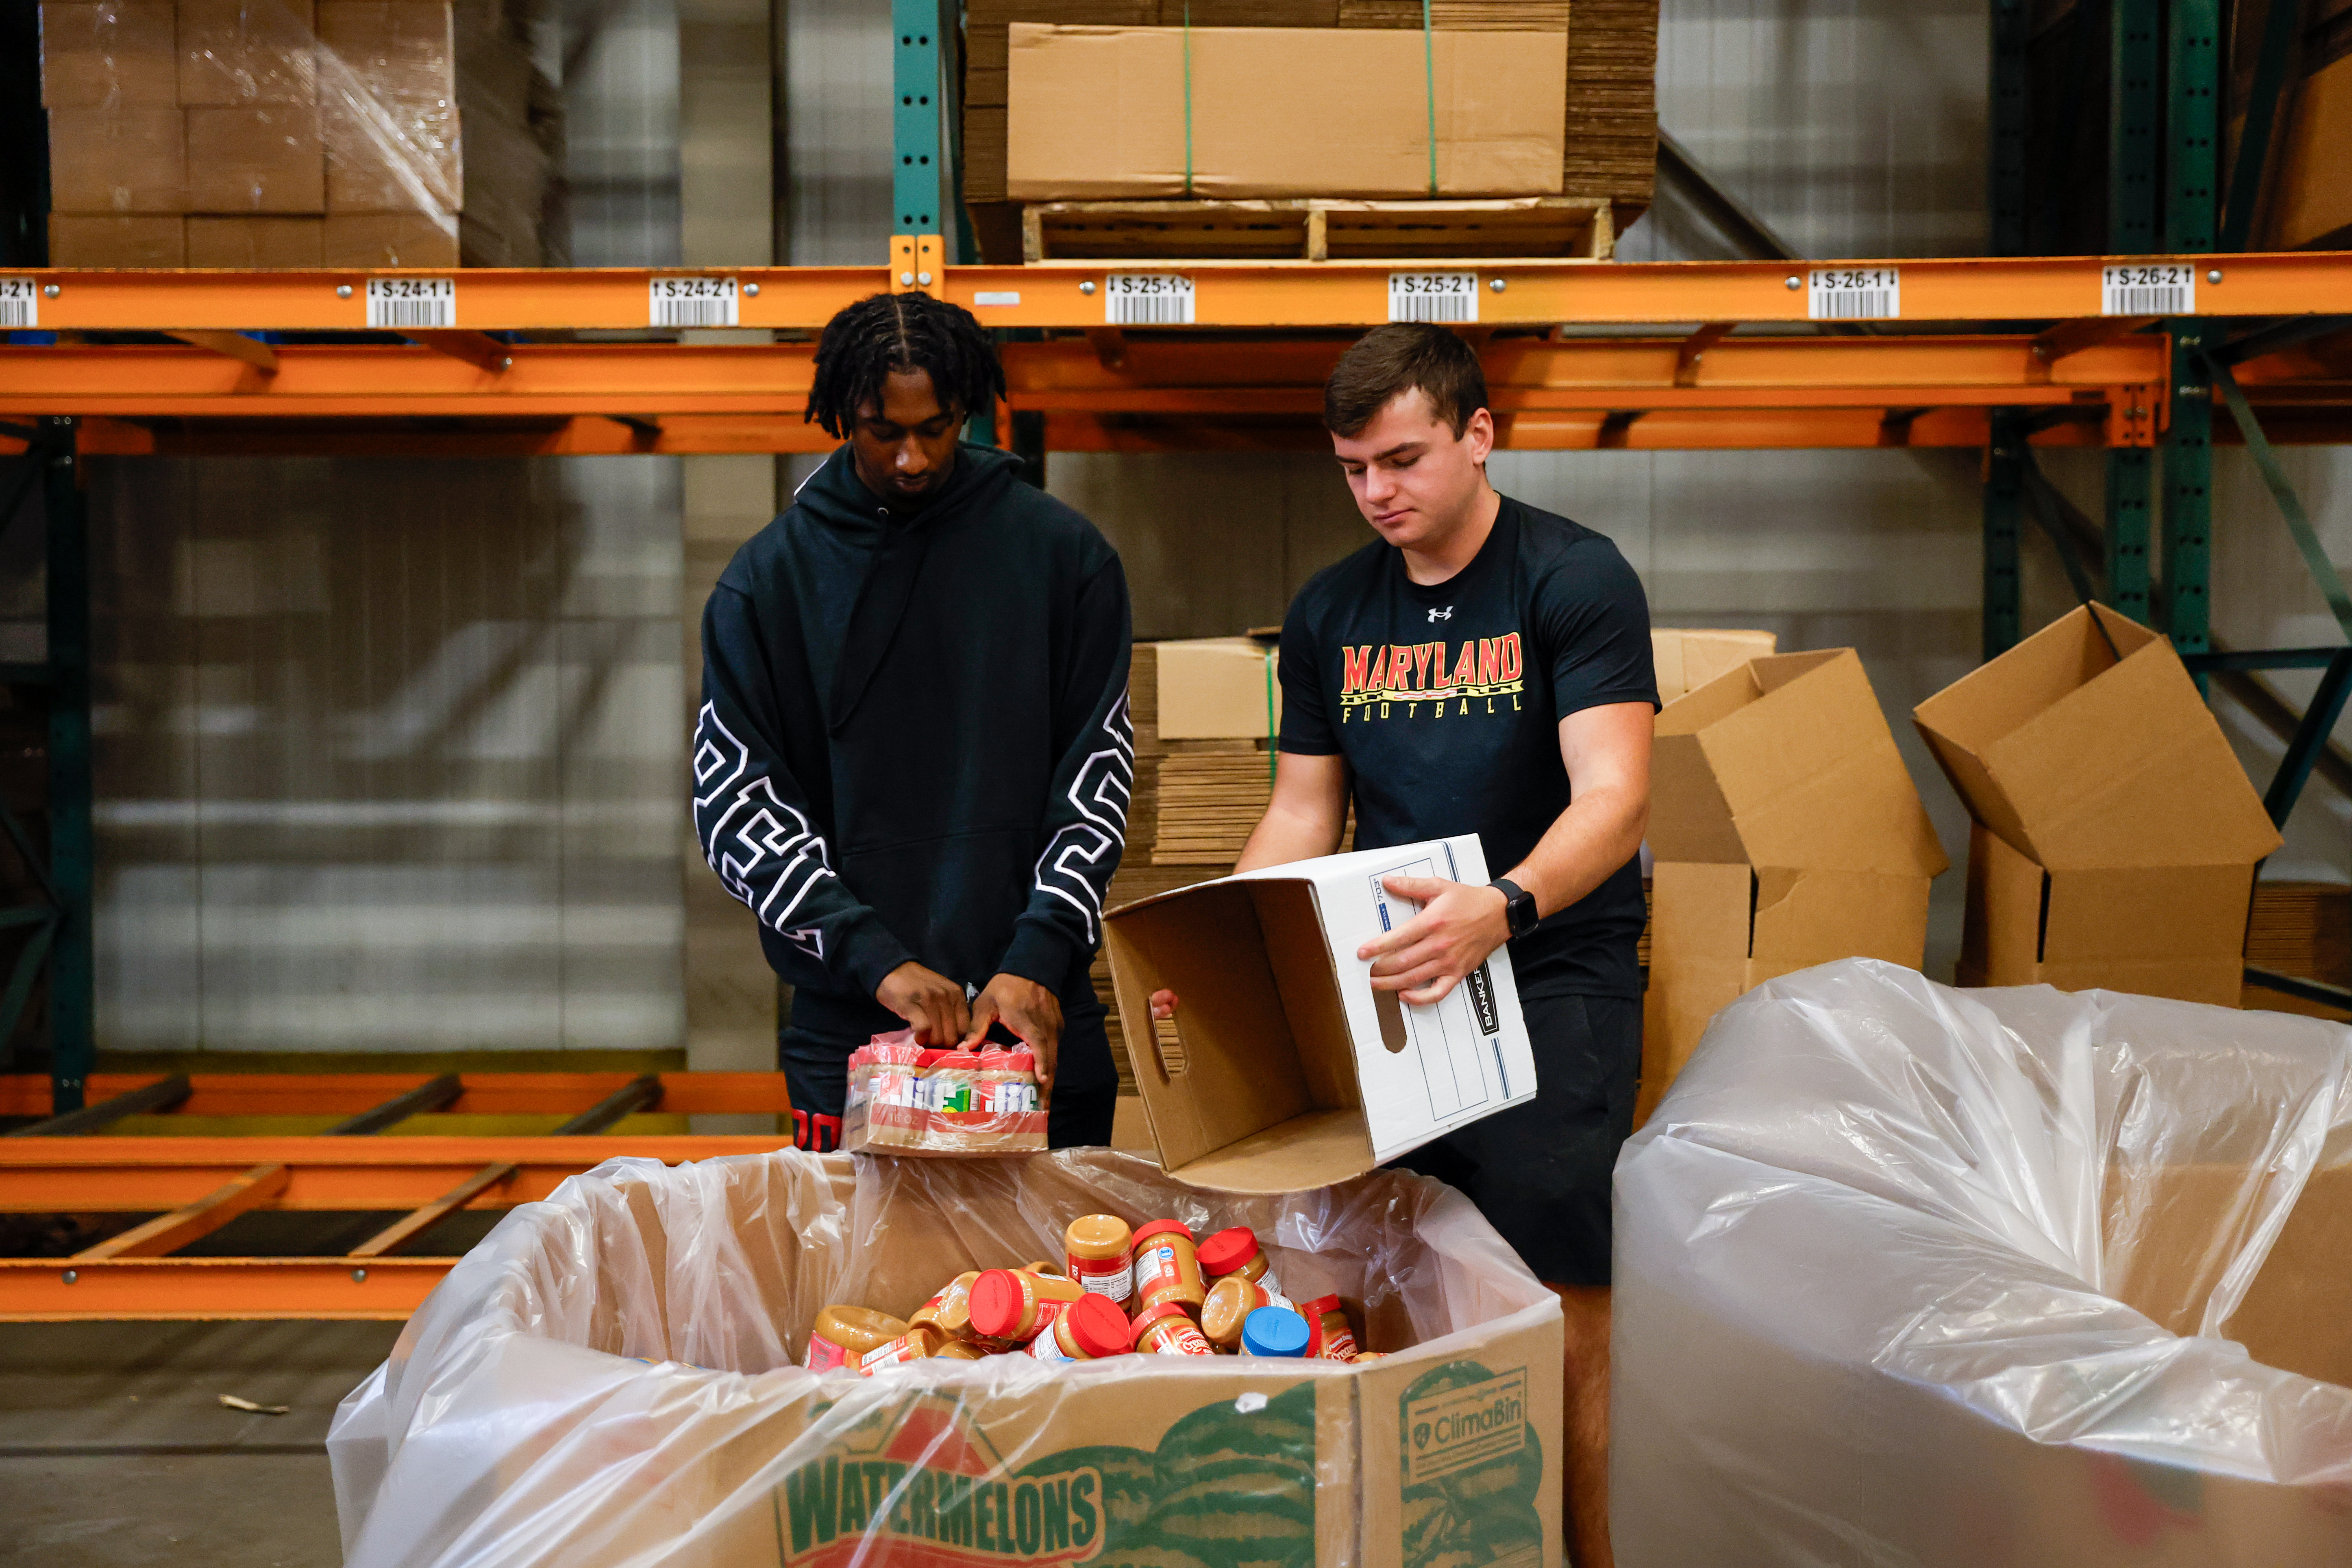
[695,587,915,998]
[996,560,1136,991]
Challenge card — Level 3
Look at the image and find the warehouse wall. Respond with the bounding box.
[90,458,687,1052]
[2209,446,2352,881]
[87,2,702,1055]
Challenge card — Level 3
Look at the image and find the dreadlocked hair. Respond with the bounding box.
[805,291,1006,438]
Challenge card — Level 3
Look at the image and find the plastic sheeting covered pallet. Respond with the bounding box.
[329,1148,1563,1567]
[1616,957,2352,1566]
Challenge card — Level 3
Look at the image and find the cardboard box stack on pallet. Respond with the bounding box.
[961,0,1656,262]
[39,0,556,267]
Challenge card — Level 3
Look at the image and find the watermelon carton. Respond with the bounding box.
[329,1148,1564,1568]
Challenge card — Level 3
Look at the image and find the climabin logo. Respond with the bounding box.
[1397,1363,1546,1568]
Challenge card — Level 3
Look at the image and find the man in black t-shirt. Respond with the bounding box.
[1160,324,1654,1568]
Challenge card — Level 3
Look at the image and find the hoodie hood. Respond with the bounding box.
[794,439,1021,541]
[797,442,1023,732]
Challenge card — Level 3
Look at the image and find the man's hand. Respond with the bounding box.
[875,961,971,1046]
[964,973,1064,1091]
[1149,989,1179,1020]
[1356,875,1510,1005]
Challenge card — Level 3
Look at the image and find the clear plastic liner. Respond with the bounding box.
[330,1147,1563,1568]
[1614,957,2352,1566]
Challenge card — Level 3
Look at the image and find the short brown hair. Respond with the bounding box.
[1323,323,1490,439]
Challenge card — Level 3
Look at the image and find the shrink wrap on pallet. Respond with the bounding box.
[1616,957,2352,1566]
[331,1148,1564,1568]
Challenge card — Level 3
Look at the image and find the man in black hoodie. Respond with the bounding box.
[695,291,1132,1150]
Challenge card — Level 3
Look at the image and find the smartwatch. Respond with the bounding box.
[1491,878,1540,940]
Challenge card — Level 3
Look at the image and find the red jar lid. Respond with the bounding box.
[1195,1226,1260,1276]
[1127,1301,1196,1349]
[966,1270,1029,1340]
[1064,1293,1133,1359]
[1130,1219,1194,1248]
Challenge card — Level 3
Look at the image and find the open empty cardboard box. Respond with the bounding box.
[1643,648,1947,1119]
[1104,835,1536,1192]
[1914,603,2280,1004]
[1651,626,1777,705]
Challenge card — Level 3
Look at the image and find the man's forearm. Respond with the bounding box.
[1504,783,1648,920]
[1235,799,1346,874]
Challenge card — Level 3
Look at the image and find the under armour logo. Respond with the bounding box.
[1427,606,1453,623]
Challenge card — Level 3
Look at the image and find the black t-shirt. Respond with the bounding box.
[1277,496,1657,999]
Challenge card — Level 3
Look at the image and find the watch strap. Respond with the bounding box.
[1491,877,1537,938]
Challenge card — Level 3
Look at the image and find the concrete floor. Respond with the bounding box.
[0,1320,402,1567]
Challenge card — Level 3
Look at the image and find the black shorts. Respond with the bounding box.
[777,1005,1118,1154]
[1390,991,1641,1287]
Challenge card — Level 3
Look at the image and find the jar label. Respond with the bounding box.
[1135,1242,1181,1296]
[1145,1321,1214,1357]
[1070,1255,1133,1305]
[803,1330,849,1372]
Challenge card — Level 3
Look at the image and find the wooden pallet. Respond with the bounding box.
[1020,195,1615,263]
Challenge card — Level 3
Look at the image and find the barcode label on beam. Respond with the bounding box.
[1389,272,1478,323]
[0,278,35,329]
[367,277,456,329]
[1104,273,1194,325]
[650,275,739,328]
[2103,263,2193,316]
[1809,267,1900,320]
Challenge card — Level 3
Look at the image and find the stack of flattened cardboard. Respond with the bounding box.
[1641,648,1947,1123]
[2245,882,2352,1011]
[1915,604,2282,1005]
[39,0,468,267]
[960,0,1657,258]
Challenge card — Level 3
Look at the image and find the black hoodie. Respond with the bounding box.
[694,441,1133,1079]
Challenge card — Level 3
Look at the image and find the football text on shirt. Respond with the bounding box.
[1337,633,1525,722]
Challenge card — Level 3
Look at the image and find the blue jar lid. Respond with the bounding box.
[1240,1305,1310,1358]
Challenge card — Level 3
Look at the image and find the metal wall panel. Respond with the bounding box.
[90,458,686,1053]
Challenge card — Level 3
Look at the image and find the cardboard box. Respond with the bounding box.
[45,106,186,213]
[319,211,457,265]
[178,0,319,106]
[1651,626,1776,704]
[330,1148,1565,1568]
[47,213,185,266]
[2266,52,2352,251]
[1104,835,1537,1192]
[186,214,324,266]
[1151,636,1279,741]
[1006,23,1567,199]
[1915,603,2280,1005]
[1642,649,1947,1118]
[319,0,462,214]
[38,0,179,108]
[186,103,326,212]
